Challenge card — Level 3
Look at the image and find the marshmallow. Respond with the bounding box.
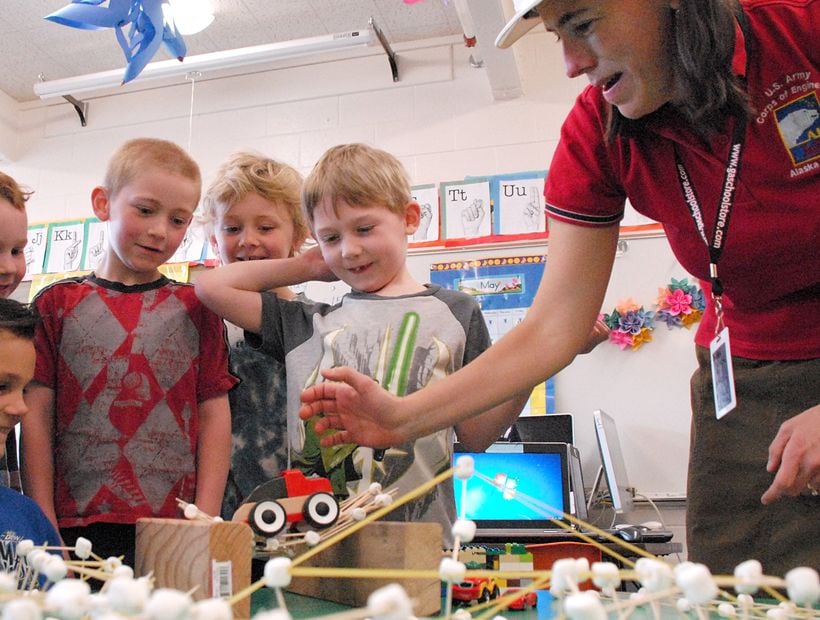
[367,583,414,620]
[0,571,19,593]
[144,588,193,620]
[451,519,476,543]
[45,579,92,620]
[454,456,475,480]
[106,575,151,614]
[550,558,585,596]
[15,540,34,557]
[675,563,717,606]
[635,558,673,592]
[73,537,92,560]
[26,549,49,572]
[104,556,123,573]
[733,559,763,595]
[375,493,393,507]
[438,558,466,583]
[112,565,135,580]
[2,598,42,620]
[736,594,754,609]
[563,591,607,620]
[303,531,321,547]
[191,598,233,620]
[784,567,820,606]
[591,562,621,591]
[263,557,293,589]
[184,504,200,520]
[42,555,68,582]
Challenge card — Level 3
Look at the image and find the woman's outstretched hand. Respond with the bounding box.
[299,366,407,448]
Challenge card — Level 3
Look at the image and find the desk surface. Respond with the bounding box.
[257,590,555,619]
[256,589,719,619]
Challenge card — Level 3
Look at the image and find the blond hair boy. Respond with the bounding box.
[197,143,528,543]
[22,138,236,563]
[201,151,309,518]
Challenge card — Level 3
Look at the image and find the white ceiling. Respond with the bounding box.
[0,0,480,103]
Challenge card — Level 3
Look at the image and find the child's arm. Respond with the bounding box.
[195,247,335,332]
[194,394,231,517]
[20,384,60,530]
[455,390,531,452]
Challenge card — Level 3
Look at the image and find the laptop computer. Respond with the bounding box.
[452,442,574,540]
[507,413,575,444]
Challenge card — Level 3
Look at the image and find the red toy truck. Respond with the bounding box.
[238,469,340,537]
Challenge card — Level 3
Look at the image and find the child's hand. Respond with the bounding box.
[302,245,337,282]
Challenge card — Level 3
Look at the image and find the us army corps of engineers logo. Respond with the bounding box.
[774,91,820,175]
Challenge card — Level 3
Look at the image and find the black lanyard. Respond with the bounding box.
[673,116,747,329]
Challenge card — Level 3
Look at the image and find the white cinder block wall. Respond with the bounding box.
[3,33,688,558]
[8,36,583,224]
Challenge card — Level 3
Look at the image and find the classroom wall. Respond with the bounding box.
[4,32,690,554]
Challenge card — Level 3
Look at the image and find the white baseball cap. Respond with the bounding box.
[495,0,545,49]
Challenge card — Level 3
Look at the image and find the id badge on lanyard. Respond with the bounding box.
[673,117,747,419]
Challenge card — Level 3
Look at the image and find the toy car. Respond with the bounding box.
[237,469,340,537]
[452,576,502,605]
[505,588,538,611]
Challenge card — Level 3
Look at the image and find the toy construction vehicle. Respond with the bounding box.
[235,469,340,537]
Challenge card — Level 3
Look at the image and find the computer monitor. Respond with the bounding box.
[592,409,634,514]
[508,413,574,444]
[452,442,571,540]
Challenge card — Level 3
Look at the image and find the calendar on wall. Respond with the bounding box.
[430,254,554,415]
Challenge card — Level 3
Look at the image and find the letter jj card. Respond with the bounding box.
[710,327,737,419]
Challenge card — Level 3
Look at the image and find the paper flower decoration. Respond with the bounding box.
[654,278,706,329]
[45,0,187,84]
[602,299,655,351]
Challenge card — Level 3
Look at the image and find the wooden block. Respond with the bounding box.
[135,518,253,619]
[288,521,442,616]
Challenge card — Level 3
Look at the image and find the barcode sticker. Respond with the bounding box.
[211,560,233,598]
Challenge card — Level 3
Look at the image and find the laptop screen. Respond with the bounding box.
[452,442,571,539]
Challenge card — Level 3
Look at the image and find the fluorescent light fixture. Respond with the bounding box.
[165,0,215,36]
[34,28,374,100]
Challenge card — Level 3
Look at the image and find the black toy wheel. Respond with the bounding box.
[249,500,287,536]
[303,492,340,529]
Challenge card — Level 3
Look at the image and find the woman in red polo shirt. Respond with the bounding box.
[299,0,819,577]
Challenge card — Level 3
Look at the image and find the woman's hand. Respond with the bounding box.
[762,404,820,503]
[299,366,407,448]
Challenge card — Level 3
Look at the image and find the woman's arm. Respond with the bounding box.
[455,317,610,451]
[300,220,620,447]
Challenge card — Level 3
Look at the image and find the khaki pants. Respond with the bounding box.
[688,347,819,576]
